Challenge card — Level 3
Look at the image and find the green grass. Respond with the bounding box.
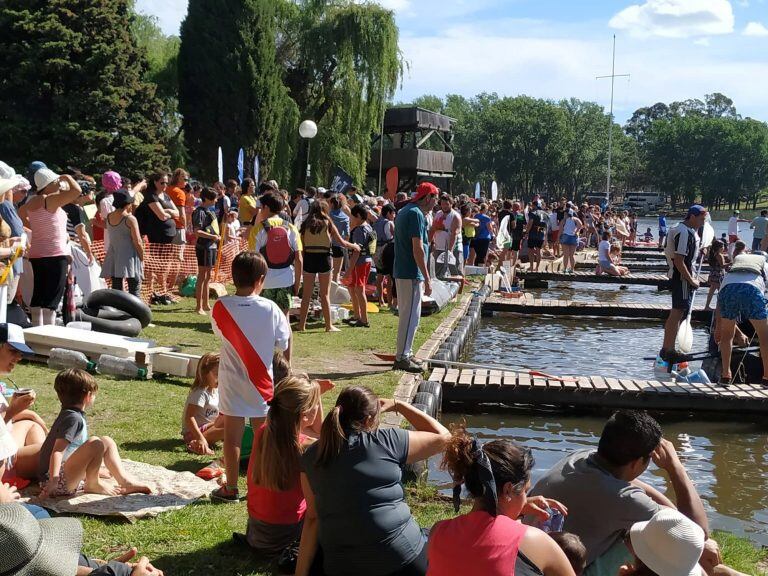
[15,297,768,574]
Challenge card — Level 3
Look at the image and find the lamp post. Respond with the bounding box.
[299,120,318,188]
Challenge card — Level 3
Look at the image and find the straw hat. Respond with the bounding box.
[0,503,83,576]
[629,508,705,576]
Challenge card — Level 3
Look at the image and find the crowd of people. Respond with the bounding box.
[0,156,759,576]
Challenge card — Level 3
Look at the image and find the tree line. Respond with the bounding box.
[0,0,400,188]
[409,92,768,209]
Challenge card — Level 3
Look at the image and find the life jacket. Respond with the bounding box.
[260,219,296,269]
[302,224,332,254]
[729,254,767,279]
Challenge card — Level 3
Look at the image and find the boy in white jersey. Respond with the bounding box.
[210,251,291,502]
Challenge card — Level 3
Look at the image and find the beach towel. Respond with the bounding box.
[28,460,218,522]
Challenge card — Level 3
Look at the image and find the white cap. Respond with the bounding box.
[629,508,705,576]
[0,323,34,355]
[34,168,59,191]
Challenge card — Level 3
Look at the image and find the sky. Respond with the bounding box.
[135,0,768,123]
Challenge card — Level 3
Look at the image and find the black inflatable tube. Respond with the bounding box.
[412,393,437,418]
[418,381,443,411]
[75,310,143,337]
[81,306,132,322]
[86,289,152,328]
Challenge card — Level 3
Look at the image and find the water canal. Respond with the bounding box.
[435,219,768,545]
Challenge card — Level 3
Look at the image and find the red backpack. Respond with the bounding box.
[260,219,296,269]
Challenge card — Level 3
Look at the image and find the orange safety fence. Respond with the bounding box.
[90,238,248,303]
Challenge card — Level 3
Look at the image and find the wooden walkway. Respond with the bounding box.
[483,296,712,321]
[518,270,707,288]
[428,368,768,414]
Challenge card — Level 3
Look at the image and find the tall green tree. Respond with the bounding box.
[277,0,401,187]
[179,0,293,181]
[0,0,167,175]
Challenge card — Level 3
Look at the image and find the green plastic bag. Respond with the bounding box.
[240,422,254,461]
[180,275,197,297]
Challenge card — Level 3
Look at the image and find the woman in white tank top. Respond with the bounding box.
[558,209,583,274]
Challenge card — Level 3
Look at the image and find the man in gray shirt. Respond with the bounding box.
[751,210,768,251]
[529,410,711,576]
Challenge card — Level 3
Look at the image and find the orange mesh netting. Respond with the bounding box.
[90,238,247,302]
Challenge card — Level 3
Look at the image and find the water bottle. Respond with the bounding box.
[48,348,97,373]
[97,354,148,380]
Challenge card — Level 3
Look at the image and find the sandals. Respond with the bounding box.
[211,486,242,503]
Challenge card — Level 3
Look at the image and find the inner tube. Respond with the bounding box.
[412,392,437,418]
[75,310,143,337]
[80,305,132,322]
[86,289,152,328]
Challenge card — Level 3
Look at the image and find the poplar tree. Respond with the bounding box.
[0,0,167,175]
[179,0,292,181]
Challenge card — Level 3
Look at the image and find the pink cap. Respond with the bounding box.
[102,171,122,192]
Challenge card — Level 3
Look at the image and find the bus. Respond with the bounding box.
[623,191,665,213]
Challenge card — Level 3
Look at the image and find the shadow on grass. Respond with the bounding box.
[153,374,193,388]
[153,533,275,575]
[152,319,214,332]
[122,437,184,453]
[311,370,391,380]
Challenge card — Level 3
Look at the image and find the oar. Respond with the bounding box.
[642,346,760,363]
[675,221,715,354]
[375,353,578,382]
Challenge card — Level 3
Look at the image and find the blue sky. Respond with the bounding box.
[136,0,768,123]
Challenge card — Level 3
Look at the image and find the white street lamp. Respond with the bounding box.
[299,120,318,188]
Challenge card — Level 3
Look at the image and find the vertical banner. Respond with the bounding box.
[491,181,498,201]
[253,155,260,184]
[237,148,244,184]
[474,182,481,200]
[385,167,399,201]
[217,147,223,183]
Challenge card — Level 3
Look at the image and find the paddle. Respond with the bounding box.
[675,221,715,354]
[373,353,578,382]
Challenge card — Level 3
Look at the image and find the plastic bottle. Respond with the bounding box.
[48,348,97,372]
[97,354,148,380]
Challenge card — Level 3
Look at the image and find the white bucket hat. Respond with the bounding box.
[33,168,59,191]
[0,503,83,576]
[0,161,16,180]
[0,178,17,196]
[629,508,705,576]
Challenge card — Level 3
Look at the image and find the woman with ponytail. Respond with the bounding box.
[427,425,576,576]
[296,386,451,576]
[244,374,322,556]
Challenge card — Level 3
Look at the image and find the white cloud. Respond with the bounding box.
[372,0,411,10]
[609,0,735,38]
[694,37,711,44]
[743,21,768,35]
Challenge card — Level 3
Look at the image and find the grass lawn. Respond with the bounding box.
[13,297,768,575]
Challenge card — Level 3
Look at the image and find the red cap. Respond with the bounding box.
[412,182,439,202]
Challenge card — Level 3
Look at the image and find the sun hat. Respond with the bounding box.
[686,205,707,218]
[101,170,122,193]
[0,161,16,180]
[412,182,439,202]
[111,189,132,209]
[629,508,705,576]
[33,168,59,191]
[0,418,18,461]
[0,503,83,576]
[0,323,35,355]
[0,178,17,196]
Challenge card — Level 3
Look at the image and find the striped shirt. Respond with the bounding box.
[27,202,70,259]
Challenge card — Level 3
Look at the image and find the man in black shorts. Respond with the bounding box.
[525,201,548,272]
[192,188,221,315]
[660,205,707,363]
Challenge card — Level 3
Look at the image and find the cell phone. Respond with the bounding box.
[540,509,565,533]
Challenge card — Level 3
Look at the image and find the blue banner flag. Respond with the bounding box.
[237,148,244,184]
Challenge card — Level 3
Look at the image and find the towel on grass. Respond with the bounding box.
[30,460,218,522]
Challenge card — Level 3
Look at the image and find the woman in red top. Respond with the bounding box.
[428,426,576,576]
[244,374,322,557]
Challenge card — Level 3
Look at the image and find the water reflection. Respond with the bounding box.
[428,412,768,545]
[469,316,708,380]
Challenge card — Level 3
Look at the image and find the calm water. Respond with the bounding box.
[428,412,768,545]
[469,316,707,380]
[446,240,768,545]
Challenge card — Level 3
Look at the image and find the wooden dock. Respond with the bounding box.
[518,270,706,288]
[483,296,712,321]
[428,368,768,414]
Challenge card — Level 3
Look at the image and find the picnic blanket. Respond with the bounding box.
[30,460,218,522]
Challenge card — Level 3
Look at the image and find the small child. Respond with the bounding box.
[38,369,151,498]
[705,239,728,310]
[182,352,225,455]
[733,240,747,258]
[192,187,221,315]
[210,251,291,502]
[549,532,587,576]
[643,227,653,243]
[343,204,376,328]
[609,244,630,276]
[225,211,241,246]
